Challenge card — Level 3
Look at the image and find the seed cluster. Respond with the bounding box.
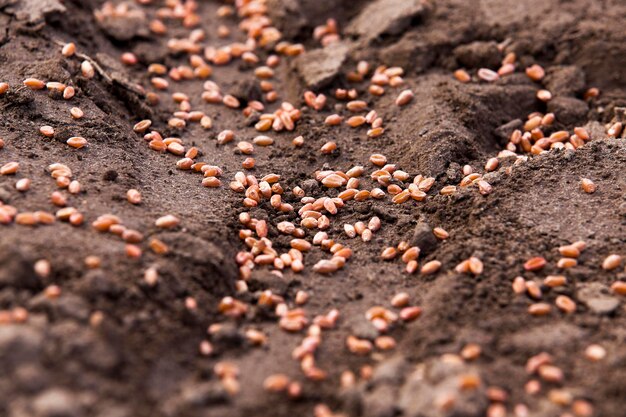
[1,0,624,415]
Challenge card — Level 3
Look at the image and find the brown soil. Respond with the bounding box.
[0,1,625,417]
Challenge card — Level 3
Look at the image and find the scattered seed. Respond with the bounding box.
[538,364,563,383]
[525,280,542,299]
[367,127,385,137]
[23,78,45,90]
[584,344,606,362]
[580,178,596,193]
[133,119,152,133]
[381,246,397,260]
[395,89,413,106]
[432,227,449,239]
[320,141,337,154]
[155,214,179,229]
[67,137,88,149]
[468,257,483,275]
[291,239,311,252]
[263,374,290,392]
[81,60,95,78]
[574,127,590,141]
[70,107,84,119]
[557,257,577,269]
[15,178,31,191]
[421,260,441,275]
[454,69,471,83]
[61,42,76,57]
[325,114,343,125]
[477,68,499,82]
[399,306,421,322]
[223,94,240,108]
[0,162,19,175]
[253,135,274,146]
[34,259,51,277]
[237,141,254,154]
[68,180,80,194]
[369,154,387,166]
[572,400,594,417]
[440,185,456,195]
[44,285,61,299]
[525,64,545,81]
[125,189,141,205]
[63,86,75,100]
[484,158,499,172]
[611,281,626,295]
[40,126,55,137]
[16,212,37,226]
[346,335,373,355]
[512,277,526,294]
[461,343,481,361]
[558,245,580,258]
[543,275,567,287]
[602,254,622,270]
[292,136,304,146]
[555,295,576,313]
[524,257,546,271]
[391,292,409,308]
[217,130,235,145]
[402,247,420,263]
[528,302,551,316]
[536,89,552,101]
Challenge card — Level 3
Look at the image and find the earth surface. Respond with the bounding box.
[0,1,625,417]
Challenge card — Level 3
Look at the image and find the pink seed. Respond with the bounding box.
[67,137,88,149]
[155,214,179,228]
[395,89,414,106]
[477,68,499,82]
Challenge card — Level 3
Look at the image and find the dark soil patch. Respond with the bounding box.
[0,1,625,417]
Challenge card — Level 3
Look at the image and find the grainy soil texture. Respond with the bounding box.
[0,1,625,417]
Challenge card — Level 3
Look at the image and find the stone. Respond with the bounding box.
[543,65,586,97]
[502,323,586,353]
[577,282,620,314]
[3,0,66,24]
[453,41,502,69]
[294,42,350,89]
[95,3,149,41]
[494,119,523,143]
[585,297,620,315]
[349,317,378,341]
[230,79,263,104]
[547,97,588,126]
[346,0,428,42]
[301,178,320,193]
[0,185,13,203]
[266,0,306,38]
[410,219,438,255]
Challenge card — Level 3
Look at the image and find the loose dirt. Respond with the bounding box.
[0,1,625,417]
